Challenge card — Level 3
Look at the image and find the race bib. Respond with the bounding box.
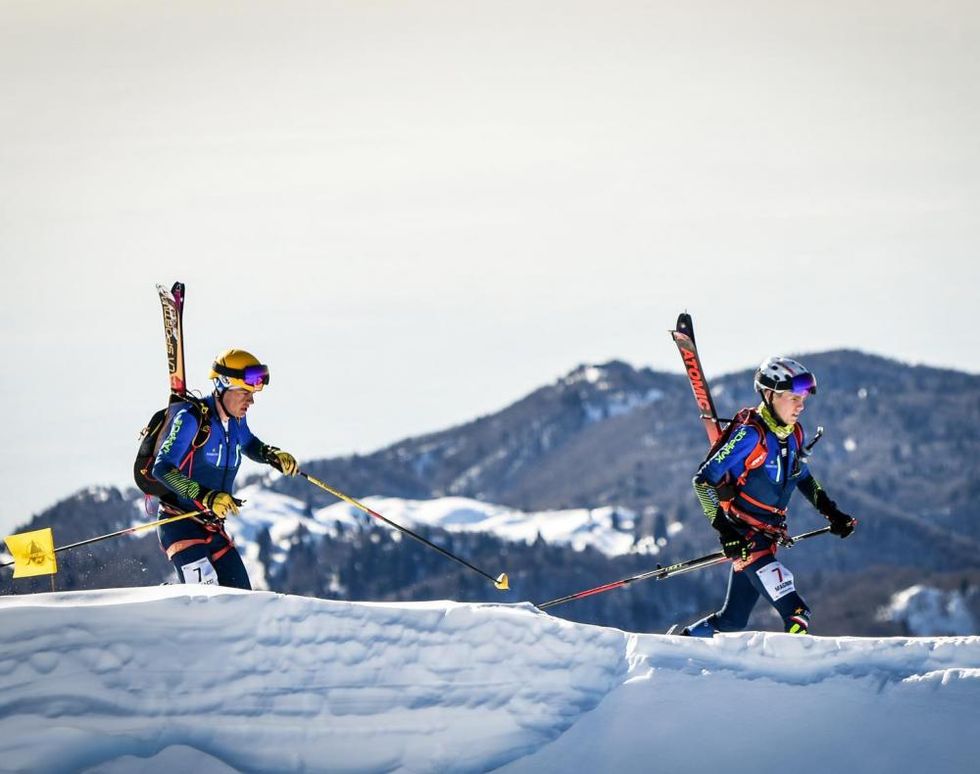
[757,561,795,601]
[180,556,218,585]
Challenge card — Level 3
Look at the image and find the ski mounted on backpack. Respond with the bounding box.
[672,313,824,492]
[159,282,187,398]
[133,282,212,499]
[671,312,825,454]
[670,312,722,444]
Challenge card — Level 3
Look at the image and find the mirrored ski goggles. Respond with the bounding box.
[213,363,271,387]
[778,372,816,395]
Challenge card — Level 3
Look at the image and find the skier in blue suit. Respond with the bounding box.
[152,349,299,588]
[674,356,856,636]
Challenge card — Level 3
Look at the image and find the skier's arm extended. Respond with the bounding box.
[797,474,857,537]
[240,420,298,476]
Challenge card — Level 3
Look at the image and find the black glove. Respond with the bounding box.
[711,511,750,560]
[814,489,856,539]
[826,507,856,538]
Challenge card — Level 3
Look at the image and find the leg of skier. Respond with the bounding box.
[169,541,251,590]
[743,554,810,634]
[211,546,252,590]
[684,565,761,637]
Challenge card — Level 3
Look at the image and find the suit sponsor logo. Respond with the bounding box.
[714,429,747,463]
[159,410,185,455]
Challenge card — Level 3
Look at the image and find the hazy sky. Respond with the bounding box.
[2,1,978,534]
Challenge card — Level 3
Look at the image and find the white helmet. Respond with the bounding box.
[754,356,817,395]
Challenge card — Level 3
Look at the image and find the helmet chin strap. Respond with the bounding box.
[215,388,233,421]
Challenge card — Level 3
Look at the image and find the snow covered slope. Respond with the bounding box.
[205,485,676,590]
[233,485,665,557]
[1,588,977,773]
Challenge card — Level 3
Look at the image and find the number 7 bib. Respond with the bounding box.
[757,561,795,601]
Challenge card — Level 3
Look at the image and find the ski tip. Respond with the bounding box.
[493,572,510,591]
[675,312,694,336]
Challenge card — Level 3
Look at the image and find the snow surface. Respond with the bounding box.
[1,587,978,773]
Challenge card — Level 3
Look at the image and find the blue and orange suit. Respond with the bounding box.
[151,394,269,588]
[686,406,833,636]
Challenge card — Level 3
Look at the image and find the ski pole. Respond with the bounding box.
[299,472,510,591]
[1,510,203,570]
[536,526,831,610]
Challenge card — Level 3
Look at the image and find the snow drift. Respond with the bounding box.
[0,588,977,773]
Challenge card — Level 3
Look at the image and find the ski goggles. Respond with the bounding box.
[780,372,817,395]
[213,362,271,388]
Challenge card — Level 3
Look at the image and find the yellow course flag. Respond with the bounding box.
[4,527,58,578]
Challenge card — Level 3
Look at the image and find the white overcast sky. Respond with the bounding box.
[1,1,978,533]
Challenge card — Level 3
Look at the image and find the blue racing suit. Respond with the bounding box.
[685,405,831,636]
[151,394,270,589]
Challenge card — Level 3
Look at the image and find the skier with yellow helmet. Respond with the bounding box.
[151,349,298,588]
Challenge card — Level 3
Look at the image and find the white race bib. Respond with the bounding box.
[180,556,218,586]
[757,561,795,601]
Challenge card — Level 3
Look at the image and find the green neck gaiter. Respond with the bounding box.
[757,402,795,440]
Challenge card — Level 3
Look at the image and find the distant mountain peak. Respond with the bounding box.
[563,363,615,388]
[561,360,644,387]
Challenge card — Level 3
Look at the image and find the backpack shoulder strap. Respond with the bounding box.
[164,393,212,448]
[793,423,804,448]
[182,394,213,449]
[739,408,769,473]
[703,406,766,467]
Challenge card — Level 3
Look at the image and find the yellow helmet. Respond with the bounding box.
[209,349,270,393]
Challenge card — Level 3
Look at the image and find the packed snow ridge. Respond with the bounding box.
[1,588,978,773]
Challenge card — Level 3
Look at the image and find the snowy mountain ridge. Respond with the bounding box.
[166,485,681,592]
[0,587,977,773]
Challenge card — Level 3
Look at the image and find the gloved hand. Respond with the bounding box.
[263,445,299,476]
[711,511,750,560]
[814,489,856,538]
[201,490,240,519]
[826,507,857,538]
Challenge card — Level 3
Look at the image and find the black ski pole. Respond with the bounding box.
[536,526,831,610]
[300,472,510,591]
